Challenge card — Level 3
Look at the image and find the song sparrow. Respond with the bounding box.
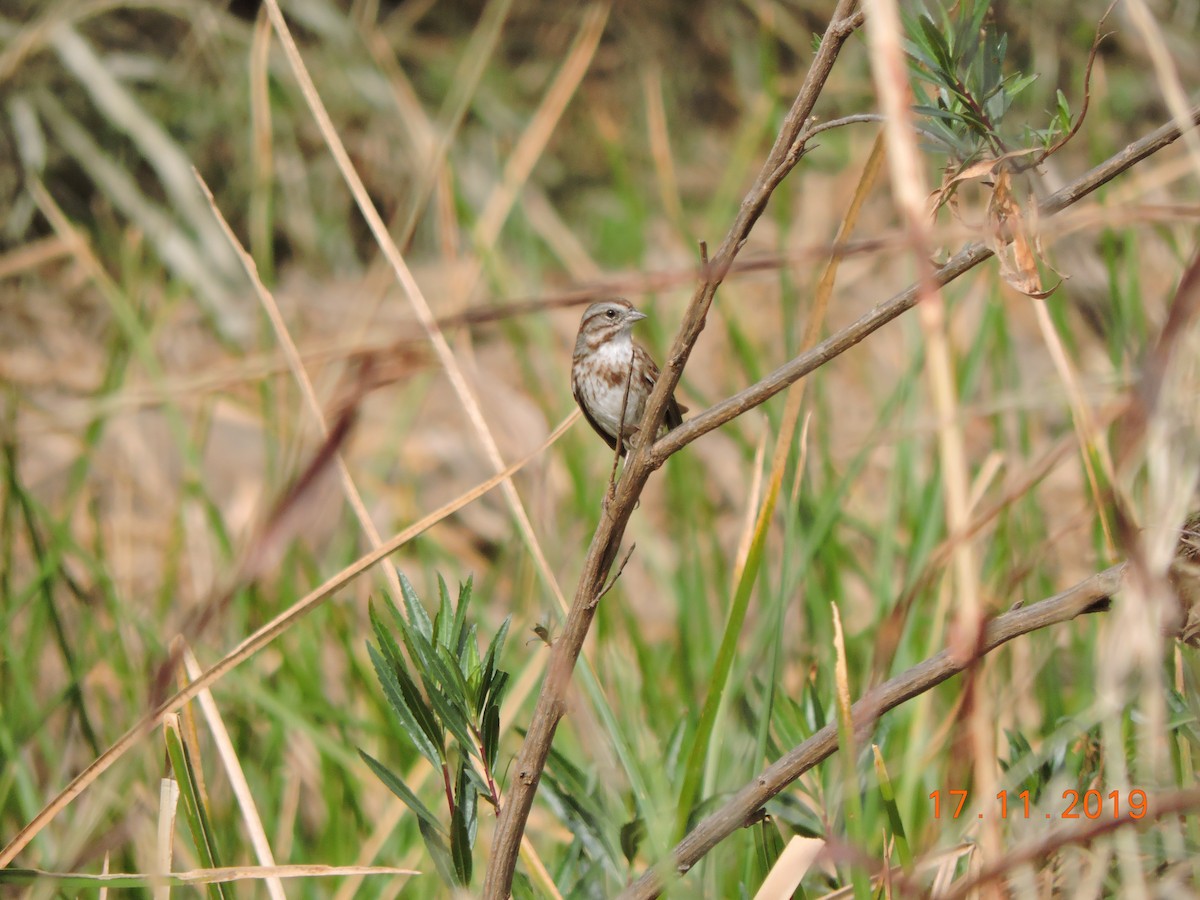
[571,298,685,455]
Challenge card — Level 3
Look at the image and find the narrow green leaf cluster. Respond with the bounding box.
[902,0,1050,160]
[359,574,510,888]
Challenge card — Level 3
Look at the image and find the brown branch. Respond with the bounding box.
[649,101,1200,463]
[479,2,866,895]
[618,564,1127,900]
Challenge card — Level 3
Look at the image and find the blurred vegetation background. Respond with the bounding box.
[2,0,1199,896]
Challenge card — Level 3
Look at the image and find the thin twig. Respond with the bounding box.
[596,543,636,604]
[1030,2,1114,166]
[597,542,643,607]
[800,113,952,147]
[618,565,1127,899]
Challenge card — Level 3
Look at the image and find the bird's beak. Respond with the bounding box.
[627,310,647,323]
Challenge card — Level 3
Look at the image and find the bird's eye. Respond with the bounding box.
[605,309,616,319]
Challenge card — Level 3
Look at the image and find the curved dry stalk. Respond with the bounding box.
[195,172,405,604]
[262,0,572,616]
[480,2,866,895]
[618,565,1126,900]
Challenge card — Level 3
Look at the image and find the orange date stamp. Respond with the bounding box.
[929,789,1148,820]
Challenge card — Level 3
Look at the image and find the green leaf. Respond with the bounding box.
[484,670,510,722]
[164,719,228,900]
[453,577,473,654]
[904,42,939,74]
[417,817,457,887]
[539,767,624,877]
[1055,88,1072,132]
[358,749,446,837]
[367,642,443,765]
[377,588,408,638]
[450,764,476,885]
[1006,72,1039,101]
[463,625,481,682]
[873,746,913,872]
[751,817,786,888]
[484,614,511,673]
[400,573,433,642]
[427,643,473,710]
[421,667,477,756]
[619,817,645,865]
[461,760,491,798]
[966,0,989,43]
[434,574,455,651]
[475,617,512,713]
[369,600,405,668]
[917,14,952,72]
[913,104,968,124]
[457,762,479,847]
[481,701,501,771]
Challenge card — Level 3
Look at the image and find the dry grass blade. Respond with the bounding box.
[1,865,420,888]
[349,0,516,380]
[383,0,517,252]
[0,235,71,279]
[181,649,286,900]
[752,837,826,900]
[1029,294,1116,554]
[1126,0,1200,182]
[195,169,404,602]
[154,757,179,900]
[262,0,571,614]
[32,94,241,332]
[865,0,981,675]
[473,3,610,250]
[146,400,357,704]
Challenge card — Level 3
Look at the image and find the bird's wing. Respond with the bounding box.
[640,348,686,430]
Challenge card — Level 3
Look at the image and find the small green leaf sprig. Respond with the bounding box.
[902,0,1048,163]
[359,575,511,888]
